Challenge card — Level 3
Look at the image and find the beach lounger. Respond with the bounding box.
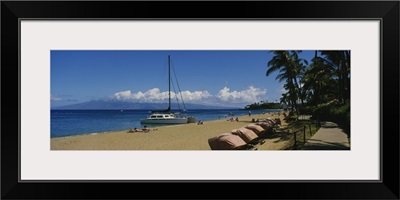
[245,124,266,136]
[208,133,248,150]
[256,121,273,130]
[261,118,277,125]
[264,118,282,126]
[256,121,275,135]
[231,127,259,144]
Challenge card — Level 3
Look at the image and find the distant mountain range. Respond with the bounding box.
[52,100,240,110]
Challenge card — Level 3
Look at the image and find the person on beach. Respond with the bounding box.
[128,128,144,133]
[142,126,150,133]
[235,117,239,122]
[133,128,144,132]
[197,120,204,125]
[248,111,251,116]
[141,126,158,133]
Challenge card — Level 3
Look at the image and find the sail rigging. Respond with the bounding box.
[170,59,187,111]
[142,55,195,124]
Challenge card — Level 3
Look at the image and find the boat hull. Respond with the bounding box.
[140,118,188,124]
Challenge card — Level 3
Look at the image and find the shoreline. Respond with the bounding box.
[50,114,245,139]
[51,110,284,139]
[51,112,290,150]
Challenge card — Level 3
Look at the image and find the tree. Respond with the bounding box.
[267,51,307,113]
[267,50,350,116]
[302,56,336,105]
[320,51,350,103]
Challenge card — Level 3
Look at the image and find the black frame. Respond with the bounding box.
[2,1,399,199]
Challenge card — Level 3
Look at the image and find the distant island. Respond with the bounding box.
[242,101,283,110]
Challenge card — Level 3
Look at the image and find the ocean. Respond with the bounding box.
[50,109,282,138]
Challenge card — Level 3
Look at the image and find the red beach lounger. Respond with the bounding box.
[245,124,266,136]
[256,121,273,130]
[231,127,258,143]
[208,133,247,150]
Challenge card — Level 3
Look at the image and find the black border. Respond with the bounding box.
[2,1,399,199]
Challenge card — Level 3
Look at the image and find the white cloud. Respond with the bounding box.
[51,95,62,102]
[217,86,266,103]
[112,88,211,103]
[143,88,169,101]
[112,86,266,105]
[180,90,212,101]
[113,88,166,102]
[113,90,135,100]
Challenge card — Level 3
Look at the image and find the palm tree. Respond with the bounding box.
[267,51,307,114]
[291,51,308,106]
[280,92,290,108]
[320,51,350,103]
[302,56,336,105]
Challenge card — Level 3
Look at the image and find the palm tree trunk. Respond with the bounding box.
[293,77,305,109]
[289,78,298,114]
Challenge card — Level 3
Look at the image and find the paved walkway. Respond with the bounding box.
[302,121,350,150]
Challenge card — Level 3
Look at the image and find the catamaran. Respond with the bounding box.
[140,55,196,124]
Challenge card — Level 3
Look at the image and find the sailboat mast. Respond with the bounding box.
[168,55,171,111]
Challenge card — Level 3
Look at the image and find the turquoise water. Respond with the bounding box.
[50,109,281,138]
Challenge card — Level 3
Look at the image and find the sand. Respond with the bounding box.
[51,111,292,150]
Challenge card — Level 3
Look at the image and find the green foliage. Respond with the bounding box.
[266,51,307,113]
[267,51,350,112]
[285,115,299,122]
[314,103,333,120]
[244,102,283,110]
[264,50,351,134]
[298,106,316,115]
[313,102,350,133]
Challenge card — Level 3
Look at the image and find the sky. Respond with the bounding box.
[51,50,316,108]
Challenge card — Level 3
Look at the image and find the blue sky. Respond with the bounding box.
[51,50,316,108]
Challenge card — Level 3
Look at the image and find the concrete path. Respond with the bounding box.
[302,121,350,150]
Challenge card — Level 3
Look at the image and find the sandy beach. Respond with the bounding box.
[51,112,292,150]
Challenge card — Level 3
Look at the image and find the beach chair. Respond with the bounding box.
[208,133,250,150]
[231,127,259,145]
[256,121,274,132]
[262,118,277,125]
[257,119,279,131]
[245,124,266,136]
